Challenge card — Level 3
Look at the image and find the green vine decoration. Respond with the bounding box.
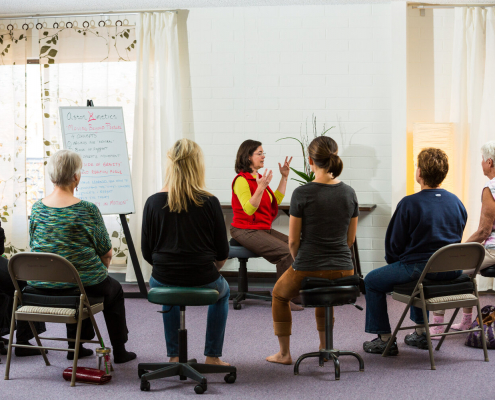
[0,32,27,65]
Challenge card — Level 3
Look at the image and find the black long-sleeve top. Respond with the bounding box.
[141,192,229,286]
[0,222,4,255]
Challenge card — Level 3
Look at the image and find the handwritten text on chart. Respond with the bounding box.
[66,111,118,121]
[60,107,134,214]
[66,124,123,132]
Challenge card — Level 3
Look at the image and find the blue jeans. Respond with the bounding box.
[149,275,230,357]
[364,261,462,335]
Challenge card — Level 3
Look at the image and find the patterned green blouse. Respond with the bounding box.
[29,200,112,289]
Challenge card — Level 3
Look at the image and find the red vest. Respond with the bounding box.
[231,171,279,230]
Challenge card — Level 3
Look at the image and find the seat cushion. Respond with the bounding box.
[300,285,359,308]
[228,240,259,259]
[22,286,104,308]
[147,287,219,306]
[300,274,360,290]
[15,303,104,324]
[481,265,495,278]
[393,274,474,299]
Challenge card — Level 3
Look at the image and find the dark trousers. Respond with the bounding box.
[66,276,129,347]
[364,261,462,334]
[0,256,46,342]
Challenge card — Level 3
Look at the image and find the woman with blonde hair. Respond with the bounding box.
[141,138,230,366]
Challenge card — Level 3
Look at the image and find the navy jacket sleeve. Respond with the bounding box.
[385,199,409,264]
[141,199,154,266]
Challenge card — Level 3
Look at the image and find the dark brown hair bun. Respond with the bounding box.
[307,136,343,177]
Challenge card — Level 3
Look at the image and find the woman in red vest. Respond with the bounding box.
[230,140,302,311]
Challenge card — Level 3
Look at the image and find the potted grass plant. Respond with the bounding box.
[277,115,334,185]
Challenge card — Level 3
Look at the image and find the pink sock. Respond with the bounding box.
[429,315,445,340]
[452,313,472,331]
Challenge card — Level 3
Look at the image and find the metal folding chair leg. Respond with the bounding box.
[435,308,459,351]
[383,299,413,357]
[27,321,49,365]
[4,292,17,381]
[473,283,489,362]
[70,299,85,387]
[419,290,436,370]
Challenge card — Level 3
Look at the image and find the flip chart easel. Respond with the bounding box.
[59,103,147,298]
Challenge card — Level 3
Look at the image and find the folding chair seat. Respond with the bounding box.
[383,243,489,370]
[4,252,106,387]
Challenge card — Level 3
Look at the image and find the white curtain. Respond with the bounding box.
[450,7,495,291]
[39,25,137,266]
[126,12,182,282]
[0,31,28,257]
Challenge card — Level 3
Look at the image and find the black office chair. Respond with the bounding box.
[138,287,236,394]
[294,275,364,380]
[228,238,271,310]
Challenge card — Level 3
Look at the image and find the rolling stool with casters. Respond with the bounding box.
[294,275,364,381]
[138,287,236,394]
[228,238,271,310]
[481,265,495,278]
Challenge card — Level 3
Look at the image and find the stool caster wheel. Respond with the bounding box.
[138,369,148,378]
[224,372,236,384]
[140,380,150,391]
[233,302,242,310]
[194,383,207,394]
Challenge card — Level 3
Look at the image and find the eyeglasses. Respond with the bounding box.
[254,152,266,156]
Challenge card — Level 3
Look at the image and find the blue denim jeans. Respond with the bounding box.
[364,261,462,334]
[149,275,230,357]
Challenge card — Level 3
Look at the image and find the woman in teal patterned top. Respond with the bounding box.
[30,200,112,289]
[29,150,136,364]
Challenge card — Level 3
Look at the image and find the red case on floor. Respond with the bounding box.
[63,367,112,384]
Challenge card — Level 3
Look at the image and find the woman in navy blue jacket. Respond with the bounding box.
[362,148,467,355]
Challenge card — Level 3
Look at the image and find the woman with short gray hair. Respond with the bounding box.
[29,150,136,364]
[430,140,495,336]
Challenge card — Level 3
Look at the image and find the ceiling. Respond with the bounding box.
[0,0,493,17]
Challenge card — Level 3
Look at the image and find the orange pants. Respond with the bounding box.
[272,266,354,336]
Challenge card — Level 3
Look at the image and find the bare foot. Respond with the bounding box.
[290,301,304,311]
[266,352,292,365]
[169,356,179,362]
[205,356,230,366]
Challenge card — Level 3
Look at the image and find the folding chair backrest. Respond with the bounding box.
[8,252,84,290]
[424,243,485,275]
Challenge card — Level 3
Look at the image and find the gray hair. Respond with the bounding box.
[481,141,495,162]
[46,150,83,187]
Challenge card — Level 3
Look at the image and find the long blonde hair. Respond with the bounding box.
[164,138,212,213]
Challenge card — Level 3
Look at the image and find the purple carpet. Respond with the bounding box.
[1,289,494,399]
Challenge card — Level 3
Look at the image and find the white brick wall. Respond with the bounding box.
[180,4,393,273]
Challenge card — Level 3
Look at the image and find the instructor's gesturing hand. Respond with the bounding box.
[256,169,273,190]
[249,169,273,210]
[278,156,293,179]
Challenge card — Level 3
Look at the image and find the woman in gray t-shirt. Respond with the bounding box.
[266,136,358,366]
